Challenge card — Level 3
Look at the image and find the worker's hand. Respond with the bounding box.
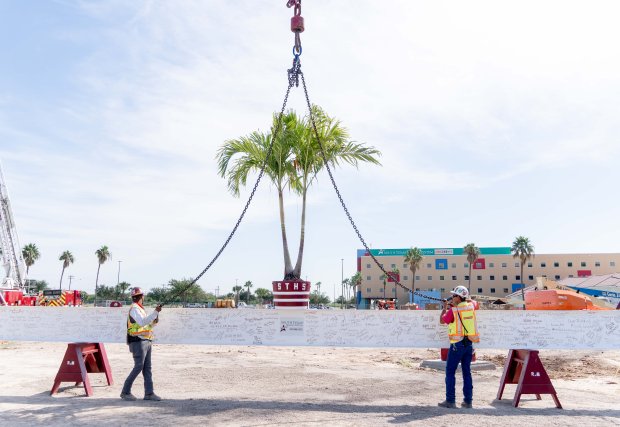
[155,304,162,312]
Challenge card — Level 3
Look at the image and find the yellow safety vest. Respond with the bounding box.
[447,301,480,344]
[127,303,154,341]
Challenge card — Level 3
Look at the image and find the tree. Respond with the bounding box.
[217,106,381,280]
[404,247,424,302]
[116,281,131,300]
[255,287,273,304]
[94,246,112,303]
[511,236,535,309]
[22,243,40,276]
[58,251,74,289]
[244,280,253,304]
[463,243,480,294]
[27,279,48,293]
[391,266,400,304]
[166,279,208,304]
[146,286,169,304]
[232,285,243,306]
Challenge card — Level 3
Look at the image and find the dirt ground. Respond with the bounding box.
[1,341,619,426]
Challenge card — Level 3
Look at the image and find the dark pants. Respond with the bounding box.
[122,340,153,395]
[445,339,473,403]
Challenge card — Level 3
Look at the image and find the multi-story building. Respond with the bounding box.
[356,247,620,307]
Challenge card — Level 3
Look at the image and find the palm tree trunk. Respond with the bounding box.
[468,264,472,293]
[95,263,101,305]
[411,267,416,303]
[59,266,65,289]
[520,259,526,310]
[292,184,308,278]
[278,189,294,278]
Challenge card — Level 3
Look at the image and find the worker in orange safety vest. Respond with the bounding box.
[120,287,162,401]
[438,285,480,409]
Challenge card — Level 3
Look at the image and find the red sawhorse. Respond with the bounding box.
[497,349,562,408]
[50,342,113,397]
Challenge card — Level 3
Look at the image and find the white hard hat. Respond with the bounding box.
[450,286,469,299]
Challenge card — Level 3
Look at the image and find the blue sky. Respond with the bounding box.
[1,1,619,298]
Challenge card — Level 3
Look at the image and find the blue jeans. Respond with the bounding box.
[445,340,473,403]
[122,340,153,395]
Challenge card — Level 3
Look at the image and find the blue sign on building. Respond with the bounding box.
[435,259,448,270]
[512,283,524,293]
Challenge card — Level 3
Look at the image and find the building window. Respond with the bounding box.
[595,261,600,267]
[490,288,496,293]
[464,275,469,281]
[366,276,371,280]
[611,261,616,267]
[502,275,508,280]
[503,288,509,293]
[415,276,420,280]
[569,274,574,278]
[553,262,559,267]
[489,262,494,268]
[501,263,507,268]
[477,288,483,293]
[528,275,534,280]
[555,275,561,280]
[403,275,409,281]
[427,263,432,268]
[427,276,432,281]
[415,288,420,291]
[516,275,521,280]
[477,275,482,281]
[567,262,573,267]
[391,264,396,269]
[527,262,532,268]
[581,262,587,267]
[392,288,396,294]
[540,262,546,267]
[403,263,408,268]
[366,264,371,268]
[542,274,547,278]
[366,288,371,293]
[451,275,457,281]
[380,275,385,280]
[464,263,469,268]
[440,288,446,292]
[490,275,495,280]
[451,263,457,268]
[515,262,520,267]
[440,276,445,281]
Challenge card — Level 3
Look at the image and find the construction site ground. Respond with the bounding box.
[1,341,619,426]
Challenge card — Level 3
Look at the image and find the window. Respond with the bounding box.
[391,264,396,269]
[464,263,469,268]
[379,274,385,280]
[403,263,408,269]
[569,274,574,278]
[403,275,409,281]
[440,288,446,292]
[366,288,371,293]
[366,264,371,268]
[528,275,534,280]
[502,275,508,280]
[427,276,433,281]
[490,288,496,293]
[553,262,559,267]
[451,275,457,281]
[581,262,587,267]
[542,274,547,278]
[489,262,495,268]
[540,262,546,267]
[554,275,561,280]
[464,275,470,281]
[501,263,507,268]
[477,288,483,293]
[427,263,432,268]
[527,262,532,268]
[490,275,495,280]
[503,288,509,293]
[515,262,520,267]
[516,275,521,280]
[440,276,445,281]
[415,276,420,280]
[611,261,616,267]
[567,262,573,267]
[415,288,420,291]
[451,263,457,268]
[477,275,482,281]
[595,261,600,267]
[392,288,396,294]
[366,276,371,280]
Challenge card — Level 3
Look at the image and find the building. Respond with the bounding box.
[559,274,620,307]
[356,247,620,307]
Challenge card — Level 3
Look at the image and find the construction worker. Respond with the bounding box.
[120,287,162,401]
[438,285,480,409]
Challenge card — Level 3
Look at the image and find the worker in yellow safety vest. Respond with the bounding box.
[438,285,480,409]
[120,287,162,401]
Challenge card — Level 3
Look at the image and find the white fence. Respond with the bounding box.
[1,307,619,349]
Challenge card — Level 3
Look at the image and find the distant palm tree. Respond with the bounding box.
[95,246,112,303]
[58,251,74,289]
[22,243,41,276]
[232,285,243,306]
[404,247,424,302]
[245,280,253,304]
[511,236,535,309]
[463,243,480,294]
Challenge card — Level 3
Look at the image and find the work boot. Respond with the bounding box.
[144,393,162,401]
[437,400,456,408]
[120,393,137,401]
[461,401,473,408]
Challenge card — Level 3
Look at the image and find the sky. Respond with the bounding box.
[1,0,619,299]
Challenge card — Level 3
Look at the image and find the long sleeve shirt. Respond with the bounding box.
[129,304,159,327]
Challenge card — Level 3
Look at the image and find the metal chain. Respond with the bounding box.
[161,66,297,306]
[298,71,445,303]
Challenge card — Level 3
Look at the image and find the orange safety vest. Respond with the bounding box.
[127,303,154,341]
[447,301,480,344]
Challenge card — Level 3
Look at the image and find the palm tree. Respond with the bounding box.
[404,247,424,302]
[463,243,480,294]
[232,285,243,306]
[22,243,41,276]
[511,236,535,309]
[244,280,253,304]
[350,273,361,300]
[58,251,74,289]
[94,246,112,303]
[217,106,381,280]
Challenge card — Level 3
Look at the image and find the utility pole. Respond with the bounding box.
[68,275,74,291]
[341,258,344,309]
[215,286,219,298]
[117,260,122,286]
